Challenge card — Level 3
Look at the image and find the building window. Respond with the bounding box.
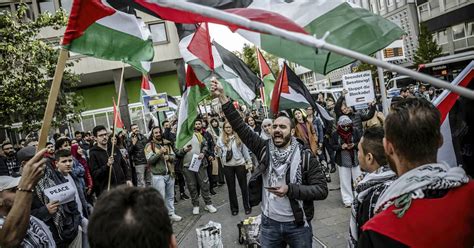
[369,0,378,14]
[378,0,385,9]
[0,5,11,13]
[437,30,448,44]
[444,0,457,10]
[387,0,394,6]
[452,23,466,40]
[60,0,73,14]
[15,3,34,19]
[38,0,55,14]
[466,22,474,37]
[149,22,168,43]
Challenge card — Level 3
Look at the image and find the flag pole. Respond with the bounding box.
[255,47,269,118]
[37,48,69,149]
[376,51,389,115]
[108,63,125,191]
[158,0,474,100]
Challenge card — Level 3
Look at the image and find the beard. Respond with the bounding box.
[273,132,292,148]
[387,155,398,175]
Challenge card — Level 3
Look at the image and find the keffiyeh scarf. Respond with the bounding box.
[374,163,469,217]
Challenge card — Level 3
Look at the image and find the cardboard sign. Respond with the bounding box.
[44,182,76,205]
[342,71,375,107]
[188,154,202,172]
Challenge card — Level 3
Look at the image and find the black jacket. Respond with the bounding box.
[126,133,148,165]
[222,101,328,226]
[331,128,361,166]
[89,145,131,196]
[335,96,376,132]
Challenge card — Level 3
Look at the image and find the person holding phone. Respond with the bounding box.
[211,79,328,248]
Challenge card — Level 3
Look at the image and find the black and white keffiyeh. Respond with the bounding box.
[349,166,397,247]
[374,163,469,217]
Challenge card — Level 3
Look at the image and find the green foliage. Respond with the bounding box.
[240,44,280,76]
[0,4,83,133]
[414,24,442,66]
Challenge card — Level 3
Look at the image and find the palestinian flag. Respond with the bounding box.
[140,75,158,113]
[433,61,474,166]
[257,48,276,107]
[168,95,179,110]
[177,23,262,106]
[271,63,316,115]
[176,66,210,149]
[62,0,154,73]
[113,98,124,131]
[126,0,403,74]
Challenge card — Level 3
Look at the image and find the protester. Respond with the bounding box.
[335,92,376,133]
[88,186,177,248]
[0,142,20,177]
[211,79,328,247]
[348,127,397,247]
[200,122,217,195]
[359,98,474,247]
[0,149,54,247]
[323,98,338,173]
[71,144,93,198]
[177,120,217,215]
[332,116,362,207]
[245,116,261,134]
[45,142,55,160]
[207,118,226,186]
[56,138,87,197]
[293,109,318,156]
[217,121,252,216]
[126,124,150,187]
[145,126,182,222]
[55,149,89,247]
[259,119,273,140]
[426,86,437,101]
[89,125,132,196]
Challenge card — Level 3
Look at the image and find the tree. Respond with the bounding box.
[414,24,442,66]
[240,44,280,76]
[0,4,83,133]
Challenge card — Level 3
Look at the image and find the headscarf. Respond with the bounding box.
[260,118,272,140]
[71,144,87,167]
[337,115,354,158]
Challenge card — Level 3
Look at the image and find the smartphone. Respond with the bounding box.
[264,186,279,190]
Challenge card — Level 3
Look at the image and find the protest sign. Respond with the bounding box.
[342,70,375,107]
[149,93,169,112]
[44,182,75,205]
[188,154,202,172]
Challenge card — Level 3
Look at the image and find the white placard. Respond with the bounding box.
[44,182,76,205]
[342,70,375,107]
[188,154,202,172]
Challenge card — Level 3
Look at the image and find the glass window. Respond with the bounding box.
[149,23,168,43]
[60,0,73,14]
[438,30,448,44]
[444,0,457,10]
[452,23,466,40]
[38,0,55,14]
[429,0,440,8]
[387,0,394,6]
[370,0,378,14]
[0,5,11,13]
[378,0,385,9]
[467,22,474,37]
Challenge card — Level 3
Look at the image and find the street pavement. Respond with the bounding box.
[173,168,350,247]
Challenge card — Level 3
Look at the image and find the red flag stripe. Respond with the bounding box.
[185,66,206,88]
[113,98,124,129]
[436,69,474,123]
[188,22,214,70]
[270,64,286,114]
[257,48,271,79]
[141,75,150,90]
[134,0,307,34]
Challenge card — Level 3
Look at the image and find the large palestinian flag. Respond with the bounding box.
[62,0,154,73]
[176,67,210,148]
[270,63,316,115]
[122,0,403,74]
[177,23,262,105]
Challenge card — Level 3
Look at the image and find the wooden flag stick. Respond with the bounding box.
[107,63,125,191]
[38,48,69,150]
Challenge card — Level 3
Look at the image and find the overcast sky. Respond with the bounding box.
[208,23,250,52]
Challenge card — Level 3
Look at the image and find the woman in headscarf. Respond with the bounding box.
[293,109,318,155]
[331,115,361,208]
[71,144,93,197]
[260,118,273,140]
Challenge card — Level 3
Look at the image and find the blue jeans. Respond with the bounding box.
[260,215,312,248]
[152,174,175,215]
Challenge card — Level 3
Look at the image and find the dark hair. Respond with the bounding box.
[162,120,169,126]
[385,98,441,163]
[361,127,387,166]
[130,123,139,129]
[55,149,72,160]
[74,131,82,136]
[194,119,202,124]
[88,186,173,248]
[2,142,12,149]
[276,112,295,129]
[292,109,307,123]
[400,87,409,93]
[244,116,254,124]
[93,125,107,137]
[55,137,71,151]
[46,142,53,146]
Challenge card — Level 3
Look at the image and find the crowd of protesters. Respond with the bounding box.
[0,78,472,248]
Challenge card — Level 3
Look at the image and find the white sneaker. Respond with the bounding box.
[205,204,217,213]
[193,207,200,215]
[169,214,183,222]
